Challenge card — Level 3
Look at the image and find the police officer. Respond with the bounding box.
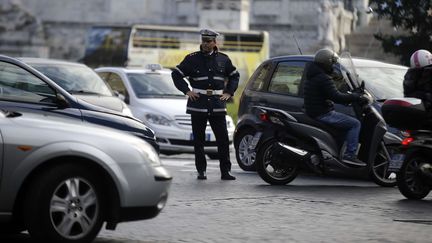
[171,29,239,180]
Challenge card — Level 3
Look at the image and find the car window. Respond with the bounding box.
[127,73,184,97]
[102,72,129,97]
[249,63,271,91]
[31,63,113,96]
[268,62,304,96]
[0,61,56,104]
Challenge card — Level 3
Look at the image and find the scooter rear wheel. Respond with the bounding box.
[256,138,299,185]
[397,155,431,199]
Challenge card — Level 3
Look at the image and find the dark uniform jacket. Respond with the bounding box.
[171,46,239,116]
[303,62,360,118]
[403,65,432,111]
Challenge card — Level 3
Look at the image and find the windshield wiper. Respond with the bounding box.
[69,90,101,95]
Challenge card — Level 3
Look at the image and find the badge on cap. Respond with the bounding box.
[200,29,220,38]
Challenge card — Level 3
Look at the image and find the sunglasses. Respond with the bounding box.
[201,37,215,43]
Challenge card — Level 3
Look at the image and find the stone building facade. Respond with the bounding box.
[0,0,370,61]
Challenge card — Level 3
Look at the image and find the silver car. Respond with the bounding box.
[0,110,172,243]
[96,65,236,159]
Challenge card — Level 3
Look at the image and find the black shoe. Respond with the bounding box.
[197,171,207,180]
[342,155,367,167]
[221,172,236,180]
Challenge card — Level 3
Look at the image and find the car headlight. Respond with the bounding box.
[136,142,161,167]
[144,113,172,126]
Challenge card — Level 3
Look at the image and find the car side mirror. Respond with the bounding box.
[56,93,69,108]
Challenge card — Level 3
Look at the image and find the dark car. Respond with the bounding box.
[0,54,158,150]
[18,57,134,117]
[234,55,408,171]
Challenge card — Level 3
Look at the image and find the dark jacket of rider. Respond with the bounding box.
[403,65,432,112]
[303,61,361,118]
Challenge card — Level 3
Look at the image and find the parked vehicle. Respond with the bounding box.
[18,57,134,117]
[382,98,432,199]
[95,64,235,158]
[0,109,172,243]
[235,54,408,171]
[0,55,158,150]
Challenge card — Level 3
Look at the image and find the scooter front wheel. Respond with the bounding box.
[370,143,397,187]
[256,138,299,185]
[397,155,431,199]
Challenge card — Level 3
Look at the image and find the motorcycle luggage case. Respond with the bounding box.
[381,98,428,129]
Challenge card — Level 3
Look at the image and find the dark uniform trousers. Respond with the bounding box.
[171,47,239,175]
[191,114,231,173]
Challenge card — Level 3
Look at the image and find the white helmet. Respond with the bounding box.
[410,49,432,68]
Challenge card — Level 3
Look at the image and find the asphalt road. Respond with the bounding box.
[2,152,432,243]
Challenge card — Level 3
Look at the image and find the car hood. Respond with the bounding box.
[136,97,188,117]
[74,94,124,113]
[2,110,140,144]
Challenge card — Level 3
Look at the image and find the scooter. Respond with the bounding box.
[382,98,432,199]
[252,53,403,187]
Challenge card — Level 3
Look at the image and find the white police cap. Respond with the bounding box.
[200,29,220,38]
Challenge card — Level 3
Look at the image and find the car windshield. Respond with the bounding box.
[355,67,407,101]
[127,73,185,98]
[31,63,113,96]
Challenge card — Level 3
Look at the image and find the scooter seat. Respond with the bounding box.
[288,112,344,138]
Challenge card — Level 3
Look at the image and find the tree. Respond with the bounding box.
[370,0,432,66]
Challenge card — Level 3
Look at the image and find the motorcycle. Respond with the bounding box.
[252,53,403,187]
[382,98,432,199]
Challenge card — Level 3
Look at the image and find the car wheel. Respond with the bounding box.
[234,128,257,171]
[24,163,105,243]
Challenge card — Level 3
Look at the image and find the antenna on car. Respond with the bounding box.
[293,34,303,55]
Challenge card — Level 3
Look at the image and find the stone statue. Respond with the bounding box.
[317,0,335,50]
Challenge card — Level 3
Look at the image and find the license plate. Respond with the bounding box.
[249,132,262,150]
[190,133,212,141]
[388,153,405,172]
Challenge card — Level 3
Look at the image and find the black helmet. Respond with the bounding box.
[314,48,339,71]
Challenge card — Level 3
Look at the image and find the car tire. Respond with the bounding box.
[24,163,105,243]
[234,128,257,171]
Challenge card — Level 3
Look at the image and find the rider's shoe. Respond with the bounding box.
[420,163,432,179]
[342,154,367,167]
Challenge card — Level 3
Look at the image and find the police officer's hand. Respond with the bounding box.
[220,93,231,101]
[186,91,200,101]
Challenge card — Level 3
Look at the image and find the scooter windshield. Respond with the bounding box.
[338,52,361,89]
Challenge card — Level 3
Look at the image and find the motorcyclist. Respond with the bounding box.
[403,49,432,176]
[303,48,368,166]
[403,49,432,114]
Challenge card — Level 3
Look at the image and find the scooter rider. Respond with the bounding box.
[403,49,432,176]
[403,49,432,113]
[303,48,368,166]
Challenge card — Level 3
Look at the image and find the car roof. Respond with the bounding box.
[17,57,87,67]
[95,66,172,75]
[265,55,407,69]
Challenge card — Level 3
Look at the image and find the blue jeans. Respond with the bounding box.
[316,111,361,157]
